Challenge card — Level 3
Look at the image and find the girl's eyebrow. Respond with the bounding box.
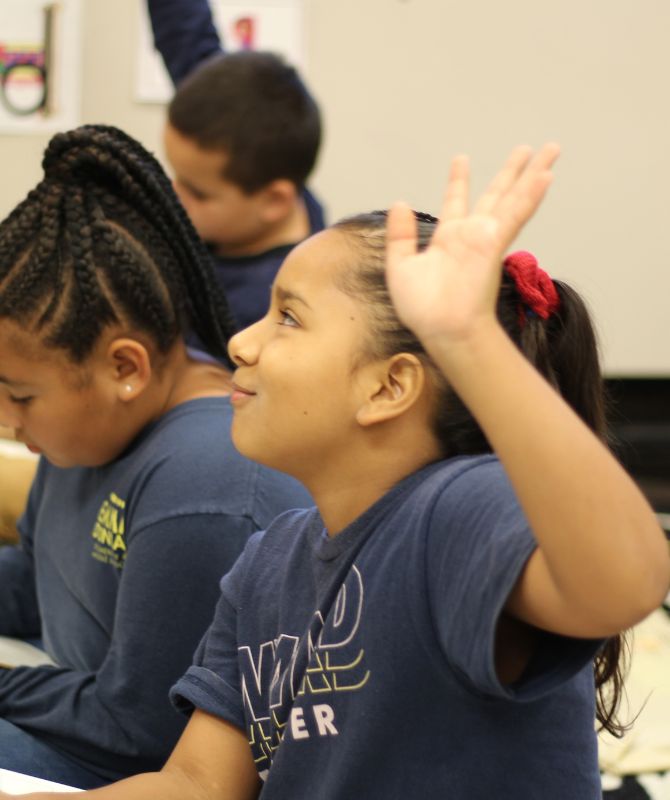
[274,285,312,310]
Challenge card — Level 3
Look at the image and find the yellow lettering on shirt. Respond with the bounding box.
[89,491,128,568]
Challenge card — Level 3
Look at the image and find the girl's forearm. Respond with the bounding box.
[0,771,203,800]
[14,711,262,800]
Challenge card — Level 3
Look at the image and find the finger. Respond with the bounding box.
[493,143,560,243]
[386,201,418,273]
[491,143,560,213]
[439,154,470,221]
[511,142,560,193]
[494,171,555,249]
[473,144,533,216]
[528,141,561,173]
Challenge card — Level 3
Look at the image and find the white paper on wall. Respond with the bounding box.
[136,0,304,104]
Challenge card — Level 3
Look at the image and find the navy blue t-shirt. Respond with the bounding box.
[0,397,311,781]
[172,456,603,798]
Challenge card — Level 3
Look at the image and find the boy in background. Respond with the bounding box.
[148,0,325,331]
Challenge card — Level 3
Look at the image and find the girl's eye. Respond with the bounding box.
[9,395,33,406]
[278,310,299,328]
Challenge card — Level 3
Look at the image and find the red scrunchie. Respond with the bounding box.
[503,250,560,323]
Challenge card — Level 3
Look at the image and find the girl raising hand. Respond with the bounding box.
[5,145,667,799]
[386,144,667,650]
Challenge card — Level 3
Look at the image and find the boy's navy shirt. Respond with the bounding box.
[172,455,603,799]
[0,397,311,780]
[148,0,326,332]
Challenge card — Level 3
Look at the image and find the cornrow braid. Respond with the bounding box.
[0,124,236,363]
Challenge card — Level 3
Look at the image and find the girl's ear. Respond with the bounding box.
[106,338,152,402]
[355,353,426,426]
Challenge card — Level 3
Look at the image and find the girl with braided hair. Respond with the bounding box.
[0,125,309,789]
[3,145,668,799]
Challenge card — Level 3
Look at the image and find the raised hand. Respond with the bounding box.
[385,142,669,647]
[385,144,560,350]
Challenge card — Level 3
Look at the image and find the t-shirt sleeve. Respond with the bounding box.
[426,459,602,700]
[170,530,266,732]
[0,511,251,767]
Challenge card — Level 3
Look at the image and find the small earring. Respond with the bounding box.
[125,384,133,393]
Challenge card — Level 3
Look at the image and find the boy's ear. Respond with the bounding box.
[106,338,152,402]
[259,179,299,224]
[355,353,426,427]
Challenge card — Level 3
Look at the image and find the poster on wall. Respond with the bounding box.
[136,0,304,104]
[0,0,81,134]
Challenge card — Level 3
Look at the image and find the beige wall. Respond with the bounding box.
[1,0,668,375]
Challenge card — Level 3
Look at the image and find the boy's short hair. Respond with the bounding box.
[168,51,321,194]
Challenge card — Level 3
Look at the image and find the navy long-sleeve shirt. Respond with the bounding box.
[0,398,310,781]
[148,0,222,85]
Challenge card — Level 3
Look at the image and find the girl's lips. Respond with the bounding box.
[230,384,256,405]
[25,443,42,455]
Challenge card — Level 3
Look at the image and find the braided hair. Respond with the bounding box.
[0,124,236,363]
[332,209,627,739]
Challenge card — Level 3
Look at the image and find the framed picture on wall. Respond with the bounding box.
[136,0,305,104]
[0,0,81,134]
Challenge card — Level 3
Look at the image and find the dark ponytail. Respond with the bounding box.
[0,124,236,362]
[333,209,628,736]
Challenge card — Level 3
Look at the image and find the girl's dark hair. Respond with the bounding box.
[0,124,236,363]
[333,210,627,738]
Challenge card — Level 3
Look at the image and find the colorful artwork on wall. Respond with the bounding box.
[0,0,81,134]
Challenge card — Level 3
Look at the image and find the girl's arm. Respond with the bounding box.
[386,145,669,639]
[0,711,260,800]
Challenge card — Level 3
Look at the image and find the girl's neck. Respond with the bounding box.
[306,429,442,536]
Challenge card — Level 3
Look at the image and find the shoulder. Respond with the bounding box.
[242,465,312,529]
[218,506,320,597]
[234,505,318,558]
[421,457,534,602]
[127,398,311,527]
[132,397,237,475]
[400,456,529,561]
[405,454,511,510]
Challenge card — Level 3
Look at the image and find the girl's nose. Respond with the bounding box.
[228,320,262,366]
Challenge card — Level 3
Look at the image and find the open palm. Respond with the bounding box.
[385,144,560,348]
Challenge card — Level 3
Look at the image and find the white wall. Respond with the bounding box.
[1,0,668,375]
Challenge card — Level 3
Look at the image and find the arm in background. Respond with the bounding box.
[147,0,224,86]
